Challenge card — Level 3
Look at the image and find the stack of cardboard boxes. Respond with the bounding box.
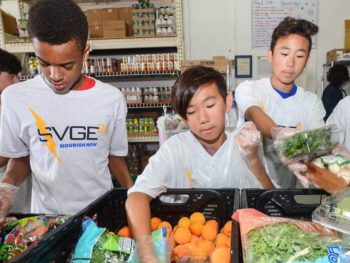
[85,8,132,39]
[0,9,19,37]
[326,20,350,64]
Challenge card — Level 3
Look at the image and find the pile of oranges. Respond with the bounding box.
[117,212,232,263]
[152,212,231,263]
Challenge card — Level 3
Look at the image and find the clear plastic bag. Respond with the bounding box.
[233,208,350,263]
[157,106,188,146]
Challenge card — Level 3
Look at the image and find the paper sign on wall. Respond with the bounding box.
[252,0,318,49]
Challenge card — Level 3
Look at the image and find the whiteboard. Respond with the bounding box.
[252,0,318,48]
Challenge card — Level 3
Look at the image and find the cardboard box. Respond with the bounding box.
[345,20,350,49]
[1,9,19,36]
[181,56,232,72]
[326,48,350,64]
[103,8,119,24]
[118,8,133,36]
[103,20,126,39]
[85,9,103,27]
[89,25,103,39]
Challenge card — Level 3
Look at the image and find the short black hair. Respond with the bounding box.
[27,0,88,52]
[270,17,318,54]
[327,64,349,86]
[0,48,22,74]
[171,66,227,119]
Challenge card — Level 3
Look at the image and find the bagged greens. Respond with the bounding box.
[232,208,350,263]
[273,125,341,161]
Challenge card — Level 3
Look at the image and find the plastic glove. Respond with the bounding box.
[236,121,262,160]
[129,235,159,263]
[0,182,18,222]
[236,122,275,189]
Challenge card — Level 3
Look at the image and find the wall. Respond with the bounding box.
[3,0,350,95]
[183,0,350,96]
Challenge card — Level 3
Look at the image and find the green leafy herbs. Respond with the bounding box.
[275,126,337,160]
[245,223,341,263]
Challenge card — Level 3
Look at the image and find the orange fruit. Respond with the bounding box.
[190,212,206,225]
[197,239,214,254]
[150,217,162,231]
[174,227,192,244]
[215,233,229,247]
[222,221,232,237]
[157,221,173,237]
[178,217,191,228]
[191,245,208,257]
[190,221,203,236]
[173,244,191,260]
[206,219,219,230]
[117,226,132,238]
[210,247,230,263]
[190,234,199,244]
[200,223,217,241]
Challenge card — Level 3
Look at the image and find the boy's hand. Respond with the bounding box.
[0,182,18,222]
[137,235,159,263]
[236,121,262,160]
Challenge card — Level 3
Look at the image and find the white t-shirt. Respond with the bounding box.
[0,76,128,214]
[0,107,32,213]
[128,129,263,198]
[326,96,350,151]
[235,78,325,188]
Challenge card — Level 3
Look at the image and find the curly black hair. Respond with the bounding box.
[0,48,22,74]
[270,16,318,54]
[171,66,227,120]
[327,64,349,86]
[27,0,88,52]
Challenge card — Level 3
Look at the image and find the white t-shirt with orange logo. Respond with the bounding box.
[235,78,325,188]
[0,75,128,214]
[128,129,263,199]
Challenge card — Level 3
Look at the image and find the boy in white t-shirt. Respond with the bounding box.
[235,17,325,188]
[0,0,132,219]
[0,48,32,214]
[125,66,274,262]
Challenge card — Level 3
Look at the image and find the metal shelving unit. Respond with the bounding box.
[0,0,184,61]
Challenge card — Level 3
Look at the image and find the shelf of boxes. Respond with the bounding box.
[0,0,184,61]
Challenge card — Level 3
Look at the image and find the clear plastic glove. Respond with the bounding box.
[129,235,159,263]
[0,182,18,222]
[236,121,262,160]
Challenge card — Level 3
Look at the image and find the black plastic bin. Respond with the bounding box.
[75,188,239,263]
[235,188,330,263]
[6,188,239,262]
[2,213,81,263]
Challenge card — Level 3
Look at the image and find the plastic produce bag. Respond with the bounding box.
[73,219,135,263]
[0,215,69,261]
[313,187,350,235]
[157,107,188,146]
[233,208,350,263]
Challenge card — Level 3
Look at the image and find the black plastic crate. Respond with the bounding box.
[1,213,81,263]
[235,188,330,263]
[12,188,238,262]
[76,188,239,263]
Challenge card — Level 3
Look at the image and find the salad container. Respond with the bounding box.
[273,125,344,162]
[312,187,350,236]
